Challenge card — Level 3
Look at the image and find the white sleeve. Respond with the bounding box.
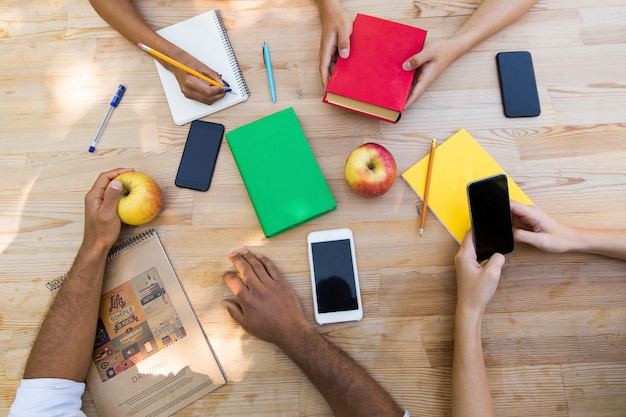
[9,378,87,417]
[403,411,410,417]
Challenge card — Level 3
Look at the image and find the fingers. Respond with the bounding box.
[221,299,244,324]
[484,252,505,273]
[254,253,282,282]
[228,248,274,287]
[336,27,350,59]
[514,228,543,247]
[180,74,228,105]
[91,167,134,193]
[510,200,534,218]
[223,269,248,297]
[319,37,336,87]
[85,168,134,207]
[100,179,123,214]
[457,229,476,259]
[402,51,425,72]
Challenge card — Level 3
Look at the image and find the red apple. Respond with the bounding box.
[344,143,397,197]
[115,172,163,225]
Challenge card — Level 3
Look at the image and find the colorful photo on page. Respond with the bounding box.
[92,267,187,382]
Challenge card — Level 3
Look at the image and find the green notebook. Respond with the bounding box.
[226,108,336,238]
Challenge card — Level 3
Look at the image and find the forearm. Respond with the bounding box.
[23,242,109,381]
[315,0,344,15]
[567,227,626,261]
[453,0,538,54]
[451,310,495,417]
[89,0,189,69]
[279,325,403,417]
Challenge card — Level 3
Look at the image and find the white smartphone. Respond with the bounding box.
[307,228,363,325]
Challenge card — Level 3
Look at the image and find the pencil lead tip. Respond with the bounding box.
[419,228,424,237]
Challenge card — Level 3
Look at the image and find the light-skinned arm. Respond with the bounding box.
[88,0,228,105]
[402,0,538,108]
[452,230,505,417]
[511,200,626,261]
[23,168,133,381]
[222,248,404,417]
[315,0,353,87]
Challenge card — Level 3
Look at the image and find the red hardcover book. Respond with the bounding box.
[322,14,427,123]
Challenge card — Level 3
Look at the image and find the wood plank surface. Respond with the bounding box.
[1,0,625,416]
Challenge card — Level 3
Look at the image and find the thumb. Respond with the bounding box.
[102,179,123,213]
[485,252,506,272]
[402,51,424,71]
[221,300,244,325]
[337,32,350,59]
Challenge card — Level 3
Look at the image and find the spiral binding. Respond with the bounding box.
[108,228,156,260]
[46,273,68,292]
[212,10,250,96]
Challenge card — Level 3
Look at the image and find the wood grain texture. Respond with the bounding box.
[1,0,625,416]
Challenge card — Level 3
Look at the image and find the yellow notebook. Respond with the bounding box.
[402,129,533,243]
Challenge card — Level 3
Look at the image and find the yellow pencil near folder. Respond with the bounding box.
[138,43,234,93]
[419,139,436,236]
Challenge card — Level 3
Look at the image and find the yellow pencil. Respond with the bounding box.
[419,139,437,237]
[138,43,232,92]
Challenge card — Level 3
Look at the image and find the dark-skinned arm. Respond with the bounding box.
[222,248,404,417]
[23,168,133,381]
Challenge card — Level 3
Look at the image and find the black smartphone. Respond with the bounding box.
[496,51,541,118]
[467,174,514,262]
[175,120,225,191]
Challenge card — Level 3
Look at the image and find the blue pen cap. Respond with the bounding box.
[110,84,126,107]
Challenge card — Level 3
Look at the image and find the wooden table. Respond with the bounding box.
[2,1,626,415]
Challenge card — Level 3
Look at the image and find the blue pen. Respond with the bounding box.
[89,84,126,153]
[263,42,276,103]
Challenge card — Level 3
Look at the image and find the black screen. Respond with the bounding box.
[496,51,541,118]
[468,174,514,262]
[175,120,224,191]
[311,239,358,313]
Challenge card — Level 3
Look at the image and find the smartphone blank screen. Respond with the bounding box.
[310,239,359,313]
[175,121,224,191]
[468,174,514,262]
[496,51,541,118]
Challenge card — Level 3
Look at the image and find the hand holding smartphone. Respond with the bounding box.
[175,120,225,191]
[307,228,363,325]
[467,174,514,262]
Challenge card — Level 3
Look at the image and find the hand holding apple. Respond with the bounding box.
[344,143,397,197]
[115,172,163,225]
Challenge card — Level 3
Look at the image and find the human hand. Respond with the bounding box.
[83,168,134,252]
[401,37,465,110]
[454,230,505,319]
[511,201,576,253]
[317,0,352,87]
[222,249,310,347]
[168,51,229,105]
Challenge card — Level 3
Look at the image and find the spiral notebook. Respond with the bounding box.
[86,229,225,417]
[155,10,250,125]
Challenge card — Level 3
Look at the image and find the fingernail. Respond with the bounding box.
[240,248,249,255]
[339,48,349,59]
[256,253,264,259]
[110,180,122,191]
[402,61,412,71]
[228,252,238,258]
